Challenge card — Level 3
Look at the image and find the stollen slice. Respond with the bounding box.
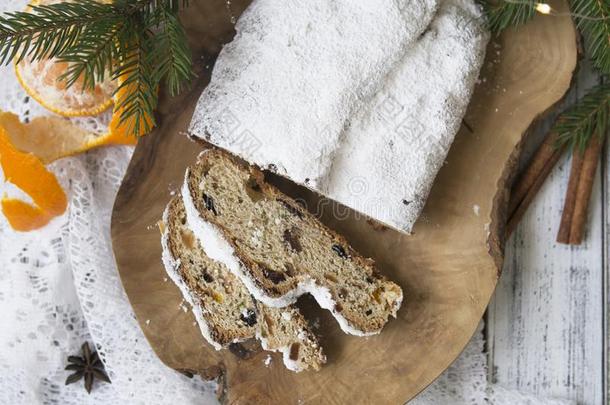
[161,196,325,372]
[182,149,403,336]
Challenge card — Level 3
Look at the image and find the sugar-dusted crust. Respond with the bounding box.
[182,149,403,336]
[189,0,440,189]
[188,0,487,233]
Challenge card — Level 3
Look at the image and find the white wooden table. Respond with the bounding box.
[486,61,608,404]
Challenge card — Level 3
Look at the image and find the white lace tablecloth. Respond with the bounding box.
[0,1,576,403]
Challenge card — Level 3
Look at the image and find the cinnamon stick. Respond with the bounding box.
[568,135,603,245]
[556,148,585,244]
[506,133,564,237]
[506,147,562,237]
[508,132,563,218]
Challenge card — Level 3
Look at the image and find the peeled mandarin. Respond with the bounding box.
[14,0,116,117]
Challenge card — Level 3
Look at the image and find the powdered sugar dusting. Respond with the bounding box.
[189,0,488,233]
[189,0,439,188]
[324,0,489,232]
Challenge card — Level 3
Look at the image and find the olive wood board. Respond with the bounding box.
[110,1,578,403]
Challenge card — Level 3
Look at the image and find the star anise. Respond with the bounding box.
[65,342,111,393]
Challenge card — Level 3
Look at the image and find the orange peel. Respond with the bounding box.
[0,111,137,164]
[0,124,67,231]
[1,199,52,232]
[0,107,141,232]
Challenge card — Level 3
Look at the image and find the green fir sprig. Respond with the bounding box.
[555,82,610,151]
[478,0,610,151]
[571,0,610,75]
[480,0,537,33]
[0,0,193,136]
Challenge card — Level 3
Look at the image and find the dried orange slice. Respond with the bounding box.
[14,0,116,117]
[0,124,67,231]
[0,111,136,164]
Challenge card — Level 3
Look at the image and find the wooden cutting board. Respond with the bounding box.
[110,1,577,403]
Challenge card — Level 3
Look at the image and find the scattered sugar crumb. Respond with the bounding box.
[473,204,480,216]
[163,277,168,282]
[170,190,176,196]
[145,319,151,325]
[264,355,272,367]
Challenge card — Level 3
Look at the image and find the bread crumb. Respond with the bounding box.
[250,228,263,248]
[473,204,480,216]
[145,319,150,325]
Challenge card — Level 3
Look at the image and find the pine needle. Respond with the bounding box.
[478,0,537,33]
[554,82,610,152]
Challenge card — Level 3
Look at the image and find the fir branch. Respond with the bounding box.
[554,81,610,151]
[478,0,537,33]
[0,1,120,64]
[0,0,193,137]
[147,5,193,96]
[570,0,610,75]
[113,27,158,135]
[58,18,125,90]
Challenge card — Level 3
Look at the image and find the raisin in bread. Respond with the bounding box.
[161,196,325,372]
[182,149,403,336]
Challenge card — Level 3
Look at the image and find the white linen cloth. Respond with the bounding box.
[0,1,574,404]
